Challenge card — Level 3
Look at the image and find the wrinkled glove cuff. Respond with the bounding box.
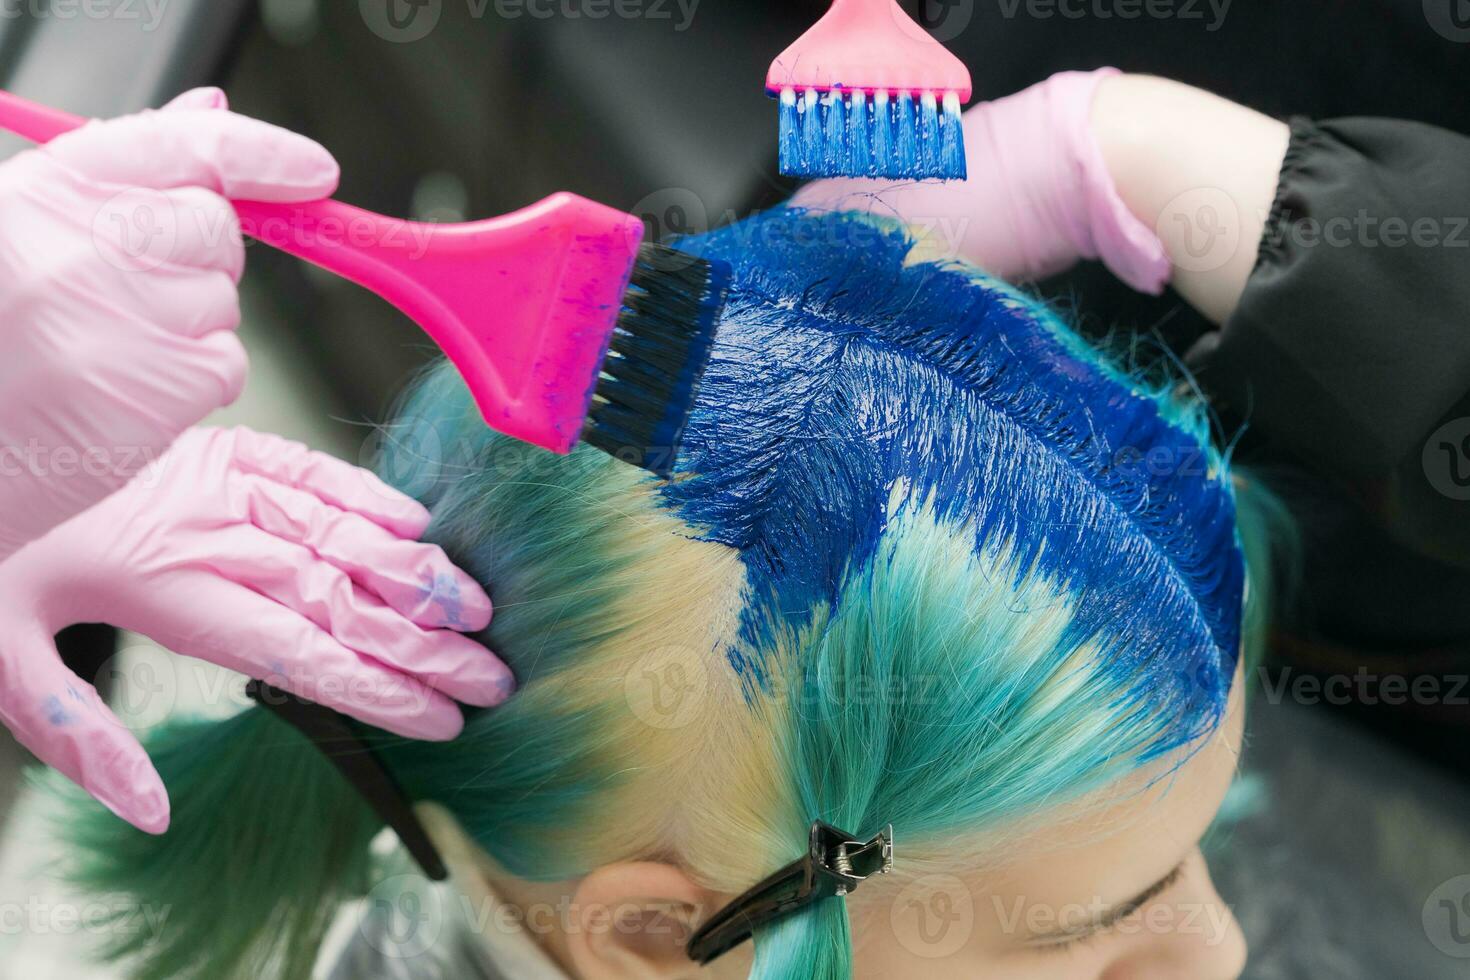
[1047,67,1172,295]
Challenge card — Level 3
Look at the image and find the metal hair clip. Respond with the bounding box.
[685,820,894,965]
[244,680,448,881]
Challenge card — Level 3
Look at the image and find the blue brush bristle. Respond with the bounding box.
[939,92,964,179]
[871,91,891,176]
[778,89,802,177]
[799,88,822,176]
[918,92,940,174]
[822,91,845,175]
[775,85,967,180]
[895,93,918,173]
[847,92,871,174]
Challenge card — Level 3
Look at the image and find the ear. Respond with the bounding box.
[565,861,721,980]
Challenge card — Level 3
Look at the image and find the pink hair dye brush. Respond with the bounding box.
[0,90,729,477]
[769,0,973,181]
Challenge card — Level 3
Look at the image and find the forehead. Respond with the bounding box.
[852,659,1247,958]
[984,656,1246,887]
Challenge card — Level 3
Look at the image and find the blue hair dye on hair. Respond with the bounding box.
[665,209,1244,755]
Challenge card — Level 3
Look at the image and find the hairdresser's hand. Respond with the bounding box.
[796,71,1291,323]
[0,87,340,560]
[0,425,511,834]
[792,68,1171,294]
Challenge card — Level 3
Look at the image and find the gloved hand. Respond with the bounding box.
[0,87,340,559]
[791,68,1171,294]
[0,426,512,834]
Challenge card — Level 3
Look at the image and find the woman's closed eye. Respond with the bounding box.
[1023,859,1188,954]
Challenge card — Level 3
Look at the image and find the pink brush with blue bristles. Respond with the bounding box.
[0,90,728,477]
[769,0,974,180]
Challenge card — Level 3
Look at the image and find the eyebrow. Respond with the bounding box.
[1025,860,1187,945]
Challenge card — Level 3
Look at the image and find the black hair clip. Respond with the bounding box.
[685,820,893,965]
[244,680,448,881]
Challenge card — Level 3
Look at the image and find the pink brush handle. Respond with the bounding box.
[0,91,406,284]
[0,90,646,455]
[0,90,81,141]
[767,0,972,100]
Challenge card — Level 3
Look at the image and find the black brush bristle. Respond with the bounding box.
[580,241,730,476]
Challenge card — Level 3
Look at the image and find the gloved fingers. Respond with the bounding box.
[160,87,228,112]
[199,524,511,707]
[73,314,246,432]
[236,473,491,632]
[0,635,169,834]
[227,426,432,539]
[45,108,339,203]
[141,185,246,281]
[147,326,249,410]
[110,266,242,339]
[144,573,466,741]
[86,184,243,282]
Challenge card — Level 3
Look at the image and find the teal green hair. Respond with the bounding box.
[52,210,1283,980]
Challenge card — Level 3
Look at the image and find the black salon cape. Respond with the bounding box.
[1183,116,1470,775]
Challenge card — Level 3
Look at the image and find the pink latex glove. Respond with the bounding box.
[0,426,511,834]
[791,68,1170,294]
[0,87,340,560]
